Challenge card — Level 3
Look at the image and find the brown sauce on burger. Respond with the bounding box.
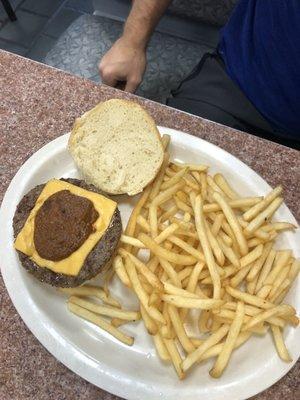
[34,190,99,261]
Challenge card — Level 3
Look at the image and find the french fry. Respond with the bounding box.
[217,236,240,268]
[111,318,128,328]
[224,302,288,327]
[230,264,253,288]
[120,234,145,248]
[107,137,298,381]
[240,244,264,268]
[255,249,276,292]
[200,331,252,362]
[210,302,244,378]
[149,291,160,306]
[244,197,283,235]
[211,213,224,236]
[138,233,197,265]
[288,259,300,281]
[68,296,140,321]
[161,167,189,190]
[217,229,232,247]
[140,305,158,335]
[151,181,185,207]
[200,172,207,200]
[178,266,193,282]
[121,251,163,292]
[172,161,208,171]
[161,303,174,339]
[190,338,204,347]
[226,286,276,309]
[205,221,225,266]
[271,325,292,362]
[113,255,131,287]
[186,262,205,293]
[160,205,178,223]
[147,256,160,273]
[207,175,225,195]
[162,294,224,310]
[203,197,262,213]
[60,286,121,308]
[256,284,272,299]
[174,197,194,215]
[182,325,229,372]
[213,173,239,200]
[183,175,199,191]
[243,186,283,222]
[126,257,165,324]
[103,266,115,296]
[247,238,264,248]
[164,282,199,298]
[68,302,134,346]
[261,222,297,233]
[168,305,195,353]
[163,338,185,379]
[242,304,293,331]
[273,281,291,305]
[153,333,171,361]
[137,215,150,232]
[246,242,273,282]
[215,308,286,328]
[264,250,292,285]
[149,205,158,238]
[159,258,182,287]
[168,235,205,261]
[193,194,221,299]
[125,185,152,240]
[269,266,290,299]
[155,224,179,244]
[149,153,170,201]
[213,192,248,256]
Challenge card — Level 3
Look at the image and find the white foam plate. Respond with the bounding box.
[0,127,299,400]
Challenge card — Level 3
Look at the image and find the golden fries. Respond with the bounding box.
[60,285,121,308]
[193,194,221,298]
[244,197,283,235]
[210,302,244,378]
[162,294,224,310]
[68,302,134,346]
[68,296,140,321]
[139,233,197,265]
[213,192,248,256]
[182,325,229,372]
[80,138,298,381]
[271,325,292,362]
[243,186,283,222]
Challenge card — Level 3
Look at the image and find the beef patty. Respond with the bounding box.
[13,178,122,287]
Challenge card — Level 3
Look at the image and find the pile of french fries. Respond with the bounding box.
[64,134,299,380]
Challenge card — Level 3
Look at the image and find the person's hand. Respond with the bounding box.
[99,37,146,93]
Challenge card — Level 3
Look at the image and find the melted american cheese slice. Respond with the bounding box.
[14,179,117,276]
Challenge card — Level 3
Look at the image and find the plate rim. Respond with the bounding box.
[0,127,299,400]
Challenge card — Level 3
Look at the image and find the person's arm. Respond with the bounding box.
[99,0,172,93]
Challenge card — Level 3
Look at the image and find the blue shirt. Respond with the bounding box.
[219,0,300,139]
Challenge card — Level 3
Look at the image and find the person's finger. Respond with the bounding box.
[98,63,118,87]
[125,77,142,93]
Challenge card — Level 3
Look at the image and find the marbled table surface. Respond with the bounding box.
[0,50,299,400]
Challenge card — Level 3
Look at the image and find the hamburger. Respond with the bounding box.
[13,178,122,287]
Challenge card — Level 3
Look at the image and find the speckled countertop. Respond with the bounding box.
[0,50,299,400]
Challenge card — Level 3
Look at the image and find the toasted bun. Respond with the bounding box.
[68,99,164,195]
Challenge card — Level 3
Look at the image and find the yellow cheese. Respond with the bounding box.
[14,179,117,276]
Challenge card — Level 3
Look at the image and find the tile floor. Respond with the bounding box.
[0,0,94,62]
